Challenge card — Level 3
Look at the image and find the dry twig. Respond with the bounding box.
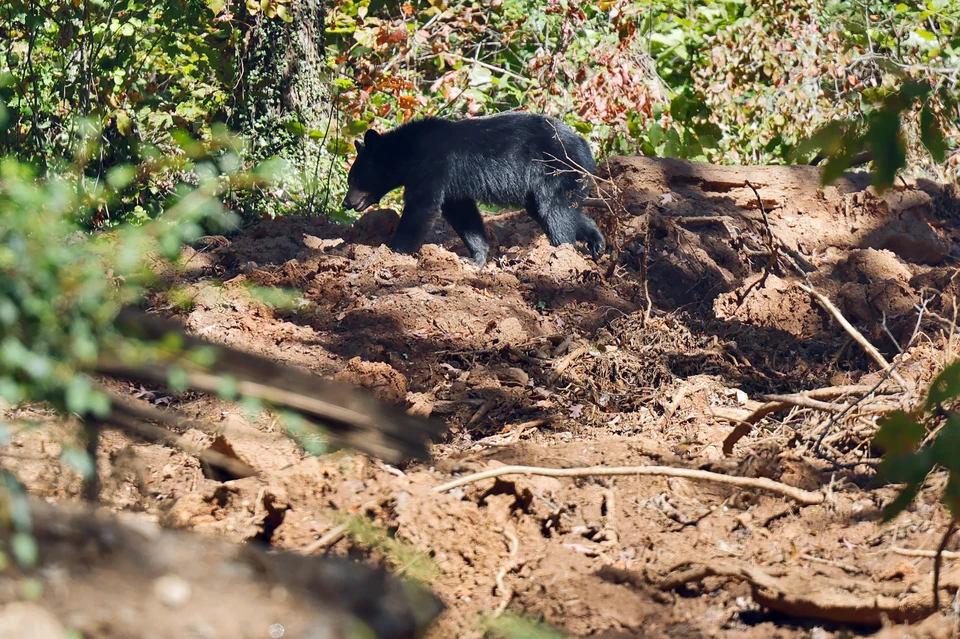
[646,560,934,625]
[491,528,520,618]
[716,384,899,454]
[434,464,824,505]
[932,518,958,610]
[880,546,960,561]
[797,283,909,390]
[301,523,349,555]
[736,180,781,306]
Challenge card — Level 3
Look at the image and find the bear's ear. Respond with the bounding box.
[354,140,364,154]
[363,129,381,147]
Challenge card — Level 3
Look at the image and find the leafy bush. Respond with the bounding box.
[323,0,959,201]
[0,146,238,421]
[0,0,238,222]
[5,0,955,225]
[875,361,960,520]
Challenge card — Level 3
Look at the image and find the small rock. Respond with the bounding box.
[0,602,67,639]
[154,573,192,608]
[497,367,529,387]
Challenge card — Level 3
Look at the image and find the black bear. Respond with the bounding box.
[342,112,605,266]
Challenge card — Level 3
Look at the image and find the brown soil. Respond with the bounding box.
[4,157,960,638]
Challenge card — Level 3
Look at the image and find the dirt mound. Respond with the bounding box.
[6,157,960,638]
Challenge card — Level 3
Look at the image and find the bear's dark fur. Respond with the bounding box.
[342,112,605,266]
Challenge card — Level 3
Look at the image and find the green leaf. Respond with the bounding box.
[2,472,31,532]
[217,374,239,400]
[280,411,327,456]
[932,416,960,471]
[241,395,263,420]
[915,29,937,41]
[944,472,960,517]
[874,410,926,455]
[167,366,188,392]
[866,110,905,193]
[485,612,573,639]
[919,105,946,163]
[61,447,95,478]
[344,120,370,136]
[284,120,307,137]
[10,532,38,568]
[326,138,354,156]
[18,578,42,601]
[87,390,111,418]
[107,165,136,190]
[882,482,922,521]
[821,152,855,187]
[876,447,934,486]
[925,360,960,410]
[65,376,91,414]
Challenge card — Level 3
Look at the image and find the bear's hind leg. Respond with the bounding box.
[390,193,442,256]
[441,198,490,266]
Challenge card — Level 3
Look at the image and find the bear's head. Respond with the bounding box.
[342,129,392,212]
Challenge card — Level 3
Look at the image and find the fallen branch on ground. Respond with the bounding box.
[880,547,960,560]
[492,528,520,618]
[714,384,899,454]
[798,283,910,390]
[97,307,448,465]
[98,389,257,479]
[600,560,944,625]
[434,464,824,505]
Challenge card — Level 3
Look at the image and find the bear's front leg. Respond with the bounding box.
[389,192,442,256]
[440,199,489,266]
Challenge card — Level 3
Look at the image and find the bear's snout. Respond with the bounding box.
[343,189,377,212]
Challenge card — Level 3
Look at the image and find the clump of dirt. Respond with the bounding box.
[5,157,960,639]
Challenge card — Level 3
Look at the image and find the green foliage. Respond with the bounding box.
[0,468,34,568]
[805,79,956,191]
[484,614,571,639]
[0,0,240,223]
[321,0,958,208]
[874,360,960,520]
[5,0,955,223]
[0,138,240,421]
[343,514,436,584]
[0,0,315,225]
[0,92,254,547]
